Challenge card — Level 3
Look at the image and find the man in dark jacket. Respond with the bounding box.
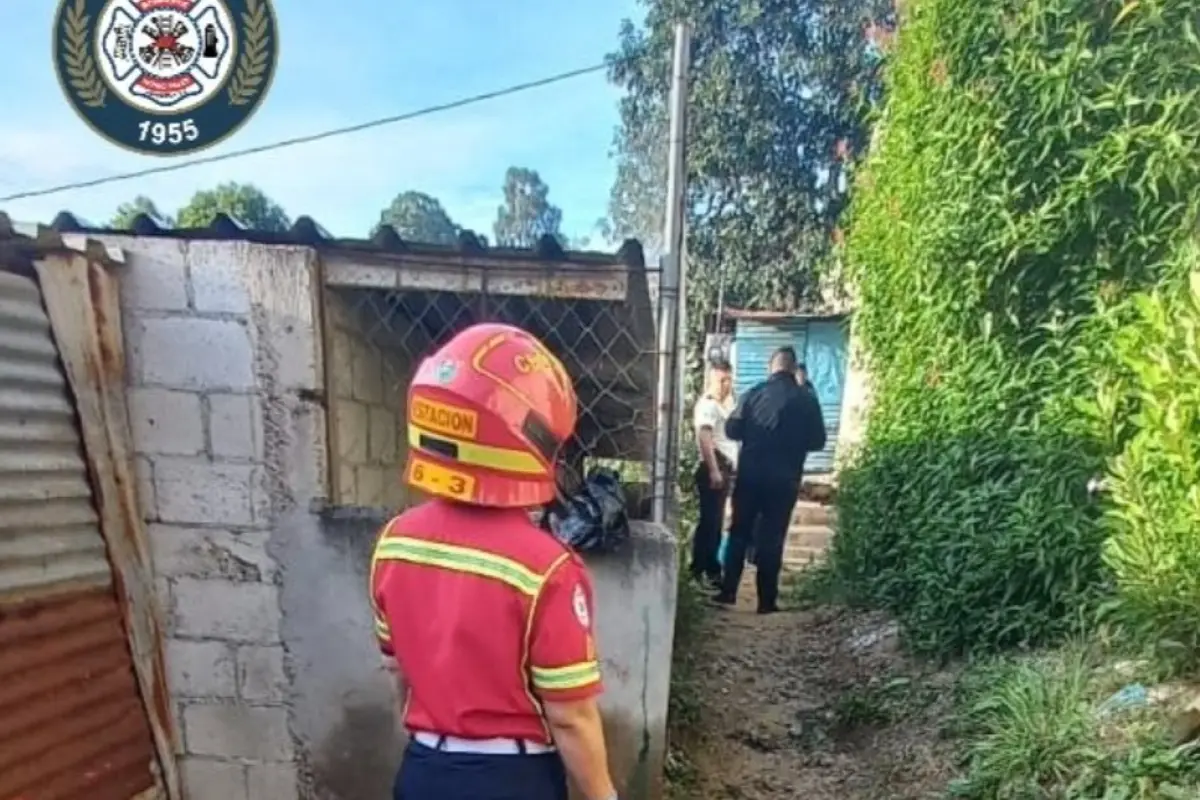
[716,346,825,613]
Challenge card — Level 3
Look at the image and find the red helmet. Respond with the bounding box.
[403,323,577,508]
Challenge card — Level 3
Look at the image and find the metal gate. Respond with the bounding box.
[0,270,160,800]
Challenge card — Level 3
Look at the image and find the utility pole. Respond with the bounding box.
[652,21,692,527]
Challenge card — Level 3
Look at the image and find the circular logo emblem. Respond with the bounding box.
[434,360,458,385]
[53,0,278,156]
[571,584,590,630]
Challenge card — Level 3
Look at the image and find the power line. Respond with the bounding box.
[0,61,612,204]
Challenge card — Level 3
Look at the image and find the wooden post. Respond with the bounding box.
[35,252,183,800]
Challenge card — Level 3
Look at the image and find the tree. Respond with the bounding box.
[606,0,893,312]
[374,191,460,245]
[175,182,291,231]
[493,167,564,248]
[109,195,173,229]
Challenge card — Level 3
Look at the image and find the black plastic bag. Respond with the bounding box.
[546,467,630,553]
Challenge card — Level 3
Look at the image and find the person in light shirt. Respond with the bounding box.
[689,358,738,589]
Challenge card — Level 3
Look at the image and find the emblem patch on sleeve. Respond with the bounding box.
[572,583,591,630]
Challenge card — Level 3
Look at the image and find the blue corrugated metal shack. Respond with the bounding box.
[726,310,850,474]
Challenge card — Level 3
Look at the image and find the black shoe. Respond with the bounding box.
[710,593,736,608]
[757,603,780,615]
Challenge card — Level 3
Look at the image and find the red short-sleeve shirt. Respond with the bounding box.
[370,500,603,742]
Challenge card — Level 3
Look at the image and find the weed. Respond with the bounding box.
[947,647,1200,799]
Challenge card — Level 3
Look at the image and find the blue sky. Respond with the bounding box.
[0,0,643,241]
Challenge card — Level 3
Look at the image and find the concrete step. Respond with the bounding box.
[792,501,834,527]
[783,524,834,571]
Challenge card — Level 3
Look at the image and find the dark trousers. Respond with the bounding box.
[394,741,568,800]
[690,462,729,583]
[721,476,800,610]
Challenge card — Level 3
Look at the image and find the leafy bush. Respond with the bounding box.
[833,0,1200,657]
[948,648,1200,798]
[1090,260,1200,672]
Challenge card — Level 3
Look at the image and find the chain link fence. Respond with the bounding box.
[321,250,673,520]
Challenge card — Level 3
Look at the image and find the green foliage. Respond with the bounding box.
[947,649,1200,799]
[493,167,564,248]
[606,0,892,324]
[834,0,1200,657]
[374,191,460,245]
[109,195,173,229]
[175,182,291,231]
[1089,255,1200,672]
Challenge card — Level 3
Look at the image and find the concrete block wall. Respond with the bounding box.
[324,290,412,510]
[115,237,324,800]
[110,238,680,800]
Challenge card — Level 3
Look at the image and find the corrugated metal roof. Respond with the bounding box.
[0,210,644,272]
[723,307,850,321]
[0,588,158,799]
[0,271,112,601]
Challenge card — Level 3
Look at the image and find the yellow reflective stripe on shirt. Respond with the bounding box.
[531,661,602,691]
[373,537,546,596]
[374,613,391,642]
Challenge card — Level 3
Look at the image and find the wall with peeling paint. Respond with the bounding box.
[109,235,677,800]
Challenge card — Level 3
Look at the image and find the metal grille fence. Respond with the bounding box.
[321,254,673,520]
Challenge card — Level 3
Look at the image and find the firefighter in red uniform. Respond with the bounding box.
[370,323,619,800]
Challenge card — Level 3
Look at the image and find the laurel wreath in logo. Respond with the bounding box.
[228,0,271,106]
[60,0,107,108]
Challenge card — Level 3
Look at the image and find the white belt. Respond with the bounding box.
[412,731,556,755]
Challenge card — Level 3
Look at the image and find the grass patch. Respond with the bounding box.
[664,488,710,795]
[833,674,943,731]
[947,646,1200,799]
[787,561,849,609]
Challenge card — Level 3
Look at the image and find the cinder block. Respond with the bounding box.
[128,388,205,456]
[263,314,320,392]
[237,645,288,702]
[356,466,386,507]
[330,330,353,398]
[209,393,260,460]
[154,458,255,526]
[147,525,276,583]
[247,763,299,799]
[334,400,369,464]
[167,639,236,698]
[136,316,255,390]
[135,456,157,522]
[188,241,251,314]
[350,339,383,404]
[173,578,281,644]
[118,237,189,312]
[181,757,248,800]
[336,462,357,506]
[369,406,397,464]
[183,704,294,762]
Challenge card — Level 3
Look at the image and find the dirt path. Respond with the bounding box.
[672,577,960,799]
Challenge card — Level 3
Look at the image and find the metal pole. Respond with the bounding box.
[651,21,692,526]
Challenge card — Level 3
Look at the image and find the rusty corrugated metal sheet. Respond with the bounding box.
[0,588,157,800]
[0,268,160,799]
[0,271,113,601]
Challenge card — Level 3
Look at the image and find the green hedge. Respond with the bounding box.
[833,0,1200,657]
[1090,256,1200,670]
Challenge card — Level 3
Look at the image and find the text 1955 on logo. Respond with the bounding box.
[53,0,278,156]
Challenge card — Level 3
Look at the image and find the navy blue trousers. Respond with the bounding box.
[393,741,569,800]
